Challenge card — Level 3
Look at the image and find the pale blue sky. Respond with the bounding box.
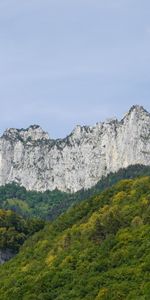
[0,0,150,138]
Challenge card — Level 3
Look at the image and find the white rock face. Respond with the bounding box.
[0,105,150,192]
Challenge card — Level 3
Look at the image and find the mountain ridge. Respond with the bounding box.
[2,105,147,141]
[0,105,150,192]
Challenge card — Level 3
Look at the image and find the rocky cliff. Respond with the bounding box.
[0,105,150,192]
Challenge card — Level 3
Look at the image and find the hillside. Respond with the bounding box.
[0,164,150,220]
[0,176,150,299]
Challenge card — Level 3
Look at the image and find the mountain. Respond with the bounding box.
[0,164,150,220]
[0,176,150,299]
[0,105,150,192]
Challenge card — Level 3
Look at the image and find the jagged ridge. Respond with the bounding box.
[0,105,150,192]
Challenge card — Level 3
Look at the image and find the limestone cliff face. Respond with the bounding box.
[0,105,150,192]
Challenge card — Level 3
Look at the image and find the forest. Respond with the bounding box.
[0,176,150,299]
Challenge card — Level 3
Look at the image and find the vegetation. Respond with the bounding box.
[0,209,44,253]
[0,164,150,220]
[0,176,150,299]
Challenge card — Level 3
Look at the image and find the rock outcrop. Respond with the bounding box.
[0,249,15,264]
[0,105,150,192]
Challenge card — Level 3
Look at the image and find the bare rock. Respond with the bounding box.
[0,105,149,192]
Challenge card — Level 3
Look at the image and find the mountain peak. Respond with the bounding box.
[128,105,148,115]
[121,105,149,122]
[3,125,49,141]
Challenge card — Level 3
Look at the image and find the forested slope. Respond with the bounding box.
[0,176,150,299]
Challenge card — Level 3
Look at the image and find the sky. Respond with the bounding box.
[0,0,150,138]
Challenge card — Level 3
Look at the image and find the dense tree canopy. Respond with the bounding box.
[0,176,150,299]
[0,209,44,253]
